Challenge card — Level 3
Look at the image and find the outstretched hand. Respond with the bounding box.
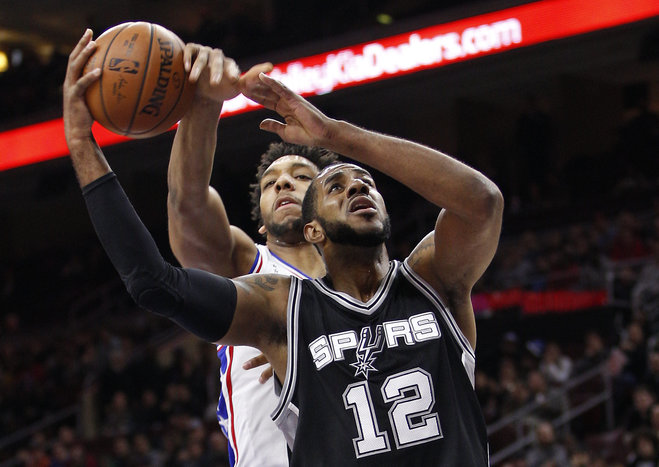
[252,73,336,148]
[63,29,100,147]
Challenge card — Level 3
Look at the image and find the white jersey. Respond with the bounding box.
[217,244,310,467]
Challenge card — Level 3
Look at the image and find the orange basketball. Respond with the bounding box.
[83,22,196,139]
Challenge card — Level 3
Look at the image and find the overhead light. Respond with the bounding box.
[0,51,8,73]
[376,13,393,25]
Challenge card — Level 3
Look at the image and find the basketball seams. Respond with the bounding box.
[98,23,131,134]
[131,31,189,137]
[86,21,193,139]
[125,23,155,136]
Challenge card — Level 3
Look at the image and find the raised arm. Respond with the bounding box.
[167,44,273,276]
[253,73,503,348]
[64,31,289,368]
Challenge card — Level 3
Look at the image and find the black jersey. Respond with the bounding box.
[272,260,489,466]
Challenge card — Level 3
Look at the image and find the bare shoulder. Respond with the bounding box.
[406,232,447,295]
[406,232,477,348]
[225,273,291,350]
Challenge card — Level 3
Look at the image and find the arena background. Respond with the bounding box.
[0,0,658,465]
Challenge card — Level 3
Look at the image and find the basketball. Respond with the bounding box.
[83,22,196,139]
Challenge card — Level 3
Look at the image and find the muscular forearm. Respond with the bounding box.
[68,136,112,187]
[84,172,236,342]
[323,120,502,222]
[168,96,222,207]
[167,95,241,271]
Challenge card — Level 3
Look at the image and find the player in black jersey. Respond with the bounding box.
[64,30,503,466]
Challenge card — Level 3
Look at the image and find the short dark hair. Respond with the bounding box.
[249,142,339,227]
[301,177,320,225]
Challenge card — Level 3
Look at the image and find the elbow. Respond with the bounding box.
[166,179,211,218]
[124,267,180,318]
[167,190,196,218]
[472,179,504,224]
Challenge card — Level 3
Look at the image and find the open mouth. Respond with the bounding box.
[349,196,376,213]
[275,197,299,210]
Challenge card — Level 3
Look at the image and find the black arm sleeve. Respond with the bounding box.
[82,172,236,342]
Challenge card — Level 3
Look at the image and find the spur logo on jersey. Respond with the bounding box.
[308,311,441,378]
[350,325,385,378]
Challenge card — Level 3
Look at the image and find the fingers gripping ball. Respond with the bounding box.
[83,22,196,139]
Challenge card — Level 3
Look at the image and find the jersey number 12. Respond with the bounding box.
[343,368,442,458]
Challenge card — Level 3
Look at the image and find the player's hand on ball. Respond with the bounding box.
[185,44,241,103]
[238,62,275,103]
[63,29,100,146]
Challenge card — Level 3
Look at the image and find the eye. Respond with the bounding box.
[295,174,312,181]
[362,178,374,187]
[329,183,342,193]
[263,180,275,189]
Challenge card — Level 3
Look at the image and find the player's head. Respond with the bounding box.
[302,163,391,249]
[250,142,339,242]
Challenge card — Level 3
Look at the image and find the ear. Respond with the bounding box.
[304,220,325,245]
[258,225,267,236]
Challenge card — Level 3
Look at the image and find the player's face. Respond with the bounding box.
[259,155,319,242]
[313,164,391,247]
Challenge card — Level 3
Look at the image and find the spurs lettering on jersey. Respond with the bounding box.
[308,311,441,378]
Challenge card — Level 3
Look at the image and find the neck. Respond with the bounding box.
[323,244,390,303]
[265,236,326,278]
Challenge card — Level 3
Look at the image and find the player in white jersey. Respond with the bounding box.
[216,245,310,465]
[165,44,338,466]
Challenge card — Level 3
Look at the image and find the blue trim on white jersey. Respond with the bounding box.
[216,346,236,466]
[248,248,261,274]
[269,250,312,279]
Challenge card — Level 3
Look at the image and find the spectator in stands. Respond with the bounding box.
[540,341,574,387]
[609,212,649,261]
[573,330,609,375]
[131,433,162,466]
[526,370,567,421]
[570,450,608,467]
[499,357,521,394]
[50,441,70,467]
[500,381,532,416]
[475,369,501,423]
[102,436,132,467]
[133,388,163,434]
[632,239,659,333]
[565,224,606,290]
[68,442,98,467]
[626,428,659,467]
[624,385,656,433]
[101,391,134,437]
[524,420,570,467]
[202,431,231,467]
[625,320,650,376]
[649,403,659,444]
[643,344,659,397]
